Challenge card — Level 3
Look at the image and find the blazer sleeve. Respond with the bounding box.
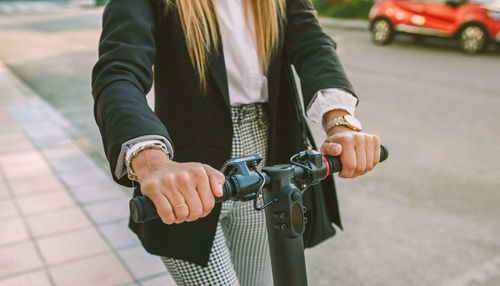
[284,0,358,109]
[91,0,171,186]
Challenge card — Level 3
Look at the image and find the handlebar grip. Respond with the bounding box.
[130,180,233,223]
[325,144,389,174]
[129,196,158,224]
[380,145,389,163]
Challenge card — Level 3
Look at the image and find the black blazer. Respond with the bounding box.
[92,0,356,266]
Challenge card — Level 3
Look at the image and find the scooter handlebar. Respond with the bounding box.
[130,145,389,224]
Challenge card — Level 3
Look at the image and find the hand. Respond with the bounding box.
[320,109,380,178]
[131,149,225,224]
[321,125,381,178]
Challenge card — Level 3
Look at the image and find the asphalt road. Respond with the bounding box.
[306,25,500,286]
[0,6,499,286]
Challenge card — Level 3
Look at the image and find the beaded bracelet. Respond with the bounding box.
[125,142,170,182]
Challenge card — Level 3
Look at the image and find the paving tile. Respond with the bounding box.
[84,198,130,224]
[37,227,111,264]
[0,241,43,278]
[0,108,19,132]
[68,180,125,205]
[42,144,88,165]
[22,98,70,128]
[8,174,65,197]
[118,184,134,197]
[98,219,140,250]
[0,200,18,219]
[0,133,34,154]
[2,160,53,181]
[26,206,92,237]
[140,274,177,286]
[0,270,52,286]
[0,217,29,246]
[49,253,133,286]
[42,146,111,184]
[0,181,8,199]
[49,153,99,173]
[23,126,72,149]
[0,151,45,168]
[16,191,75,217]
[118,246,166,280]
[0,96,21,109]
[10,107,58,130]
[34,137,74,153]
[57,167,109,188]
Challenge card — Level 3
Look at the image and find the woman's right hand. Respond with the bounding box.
[131,148,225,225]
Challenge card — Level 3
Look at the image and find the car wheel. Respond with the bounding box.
[458,25,487,54]
[371,18,394,45]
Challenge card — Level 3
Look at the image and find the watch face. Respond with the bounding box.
[344,115,362,131]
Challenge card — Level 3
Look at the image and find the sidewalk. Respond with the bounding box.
[0,63,174,285]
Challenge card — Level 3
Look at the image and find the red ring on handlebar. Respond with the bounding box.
[322,156,330,179]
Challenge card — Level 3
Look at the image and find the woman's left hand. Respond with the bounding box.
[320,125,381,178]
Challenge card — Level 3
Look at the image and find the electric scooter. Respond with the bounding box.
[130,146,388,285]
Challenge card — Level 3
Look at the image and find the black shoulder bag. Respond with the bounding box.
[287,66,339,248]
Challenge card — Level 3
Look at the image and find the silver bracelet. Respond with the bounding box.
[323,116,345,134]
[125,143,170,182]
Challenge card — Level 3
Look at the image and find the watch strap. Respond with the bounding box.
[323,115,362,134]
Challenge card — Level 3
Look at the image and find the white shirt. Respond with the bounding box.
[215,0,268,105]
[115,0,357,179]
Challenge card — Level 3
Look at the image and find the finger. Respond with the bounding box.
[354,135,367,177]
[365,136,375,172]
[176,174,203,222]
[339,143,356,178]
[161,177,187,218]
[198,186,215,218]
[193,168,215,217]
[184,190,203,222]
[168,195,189,224]
[161,175,189,223]
[374,136,381,167]
[148,192,176,225]
[204,165,225,197]
[321,142,342,156]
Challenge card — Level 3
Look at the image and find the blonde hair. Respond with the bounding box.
[165,0,286,90]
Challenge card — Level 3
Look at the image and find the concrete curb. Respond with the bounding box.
[318,16,369,31]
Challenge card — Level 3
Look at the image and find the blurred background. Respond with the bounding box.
[0,0,499,285]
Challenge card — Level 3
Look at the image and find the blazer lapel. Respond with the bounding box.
[267,49,283,128]
[208,50,231,112]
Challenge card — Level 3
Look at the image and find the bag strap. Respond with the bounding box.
[287,65,317,151]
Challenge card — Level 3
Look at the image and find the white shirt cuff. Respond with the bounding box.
[306,88,357,124]
[115,135,174,179]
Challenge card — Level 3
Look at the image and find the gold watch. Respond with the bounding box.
[323,115,362,134]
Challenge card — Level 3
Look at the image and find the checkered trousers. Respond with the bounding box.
[162,103,273,286]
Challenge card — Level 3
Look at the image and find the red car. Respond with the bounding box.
[369,0,500,54]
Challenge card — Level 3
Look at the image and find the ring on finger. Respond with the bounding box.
[173,201,187,209]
